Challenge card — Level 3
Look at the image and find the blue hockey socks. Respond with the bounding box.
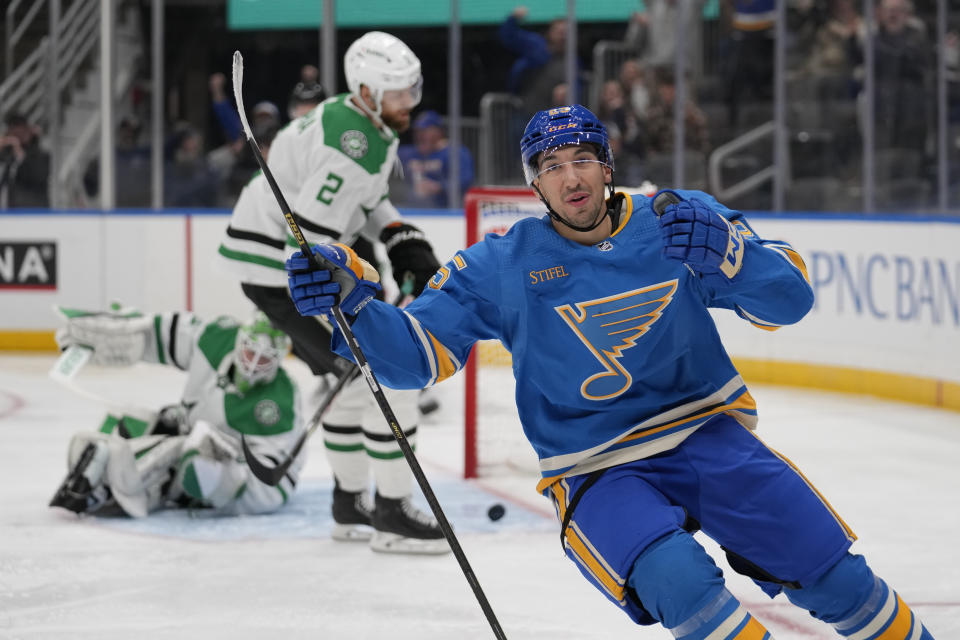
[785,553,934,639]
[627,531,772,639]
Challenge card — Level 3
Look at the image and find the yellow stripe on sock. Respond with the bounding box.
[733,614,771,639]
[874,593,915,639]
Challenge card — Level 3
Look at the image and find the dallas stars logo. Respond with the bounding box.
[254,399,280,426]
[340,130,368,159]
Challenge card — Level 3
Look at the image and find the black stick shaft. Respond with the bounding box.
[233,52,506,638]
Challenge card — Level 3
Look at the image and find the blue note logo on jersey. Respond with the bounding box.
[555,280,678,401]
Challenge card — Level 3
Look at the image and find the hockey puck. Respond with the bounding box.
[487,503,506,521]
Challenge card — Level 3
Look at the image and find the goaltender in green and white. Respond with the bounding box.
[50,308,303,518]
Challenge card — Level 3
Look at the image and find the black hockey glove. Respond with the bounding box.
[379,222,441,298]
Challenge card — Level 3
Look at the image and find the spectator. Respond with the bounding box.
[288,64,327,119]
[207,72,248,204]
[164,122,219,207]
[643,66,711,156]
[207,73,281,205]
[251,101,281,135]
[596,79,646,164]
[861,0,931,152]
[83,117,152,208]
[721,0,776,127]
[948,25,959,124]
[803,0,865,99]
[619,58,653,120]
[0,113,50,209]
[208,72,243,145]
[498,6,581,112]
[623,0,707,80]
[396,110,474,208]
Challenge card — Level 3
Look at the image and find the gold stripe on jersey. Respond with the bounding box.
[765,243,811,283]
[735,305,783,331]
[405,311,461,385]
[535,386,757,493]
[743,425,857,543]
[426,330,458,383]
[619,390,757,445]
[610,193,634,237]
[564,520,628,605]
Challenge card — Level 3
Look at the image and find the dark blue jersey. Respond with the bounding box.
[332,191,813,492]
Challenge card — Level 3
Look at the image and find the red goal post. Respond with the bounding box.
[460,183,657,478]
[462,186,546,479]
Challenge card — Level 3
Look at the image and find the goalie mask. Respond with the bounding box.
[233,314,291,394]
[344,31,423,119]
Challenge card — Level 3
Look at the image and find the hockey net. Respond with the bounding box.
[461,183,657,478]
[462,186,546,479]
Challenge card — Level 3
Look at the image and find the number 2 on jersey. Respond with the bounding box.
[316,172,344,204]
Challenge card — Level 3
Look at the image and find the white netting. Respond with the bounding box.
[465,188,545,478]
[473,340,539,476]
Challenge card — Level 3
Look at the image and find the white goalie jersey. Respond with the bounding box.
[57,311,306,517]
[218,94,403,286]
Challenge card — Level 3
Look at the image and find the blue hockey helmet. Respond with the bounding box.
[520,105,614,184]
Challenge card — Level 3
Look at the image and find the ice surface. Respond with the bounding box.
[1,354,957,639]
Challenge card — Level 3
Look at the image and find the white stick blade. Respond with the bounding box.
[231,50,253,139]
[49,345,93,383]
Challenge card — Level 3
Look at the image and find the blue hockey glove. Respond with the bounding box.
[656,192,745,279]
[286,243,382,317]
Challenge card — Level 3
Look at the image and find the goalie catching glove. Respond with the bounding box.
[656,191,745,279]
[379,222,441,298]
[286,243,381,318]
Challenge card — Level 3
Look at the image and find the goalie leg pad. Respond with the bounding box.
[173,421,245,511]
[106,433,186,517]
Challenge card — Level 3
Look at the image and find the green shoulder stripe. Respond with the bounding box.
[321,94,395,175]
[197,317,240,370]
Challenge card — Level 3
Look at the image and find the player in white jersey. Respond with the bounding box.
[217,32,447,554]
[50,308,303,518]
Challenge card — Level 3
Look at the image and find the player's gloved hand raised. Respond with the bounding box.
[286,243,381,318]
[655,190,745,279]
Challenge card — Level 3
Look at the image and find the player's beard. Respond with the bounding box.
[381,109,411,134]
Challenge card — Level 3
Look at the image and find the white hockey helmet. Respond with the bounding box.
[344,31,422,117]
[233,313,291,394]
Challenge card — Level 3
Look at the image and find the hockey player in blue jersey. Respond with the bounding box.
[284,105,936,638]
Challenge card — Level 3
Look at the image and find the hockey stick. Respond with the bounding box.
[232,51,508,640]
[241,365,359,486]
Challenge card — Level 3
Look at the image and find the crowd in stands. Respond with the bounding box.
[0,113,50,209]
[2,0,958,212]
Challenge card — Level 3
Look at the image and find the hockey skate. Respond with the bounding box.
[331,482,375,542]
[49,441,112,514]
[370,493,450,555]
